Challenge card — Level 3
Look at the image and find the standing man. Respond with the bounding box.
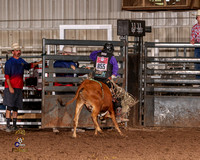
[190,10,200,79]
[4,43,42,132]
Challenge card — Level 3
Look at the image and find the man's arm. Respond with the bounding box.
[4,62,14,93]
[5,76,14,93]
[190,25,196,44]
[70,62,77,70]
[90,50,101,61]
[109,56,119,77]
[23,60,42,70]
[31,60,42,68]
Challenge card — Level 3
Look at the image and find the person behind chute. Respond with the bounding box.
[54,46,77,87]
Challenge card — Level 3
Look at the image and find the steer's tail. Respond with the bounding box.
[57,80,86,107]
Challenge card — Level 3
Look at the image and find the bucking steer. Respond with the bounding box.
[58,79,123,138]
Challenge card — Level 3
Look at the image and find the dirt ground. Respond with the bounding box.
[0,126,200,160]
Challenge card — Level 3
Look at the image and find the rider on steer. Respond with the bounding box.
[90,42,129,123]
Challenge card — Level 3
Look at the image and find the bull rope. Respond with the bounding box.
[110,79,138,116]
[88,78,104,99]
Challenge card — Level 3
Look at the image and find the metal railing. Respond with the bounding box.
[141,42,200,127]
[41,39,126,128]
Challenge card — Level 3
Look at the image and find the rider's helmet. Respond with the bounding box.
[103,43,114,54]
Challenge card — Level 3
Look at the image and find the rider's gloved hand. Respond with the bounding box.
[111,75,116,79]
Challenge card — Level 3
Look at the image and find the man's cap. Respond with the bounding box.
[197,10,200,16]
[11,43,21,50]
[58,46,74,54]
[193,9,200,17]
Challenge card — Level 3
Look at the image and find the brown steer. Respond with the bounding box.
[59,79,123,138]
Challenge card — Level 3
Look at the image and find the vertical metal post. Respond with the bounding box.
[42,38,46,127]
[119,35,128,127]
[139,37,144,125]
[120,35,128,90]
[183,48,187,77]
[125,35,128,91]
[176,48,179,57]
[184,48,187,57]
[143,39,147,126]
[54,45,57,55]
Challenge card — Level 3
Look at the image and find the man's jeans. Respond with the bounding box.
[194,48,200,79]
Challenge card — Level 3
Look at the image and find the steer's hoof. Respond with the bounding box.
[72,133,77,138]
[53,128,59,133]
[120,133,128,138]
[72,135,77,138]
[119,132,124,137]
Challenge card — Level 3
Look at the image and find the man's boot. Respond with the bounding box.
[5,118,12,132]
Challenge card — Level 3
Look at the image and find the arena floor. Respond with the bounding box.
[0,126,200,160]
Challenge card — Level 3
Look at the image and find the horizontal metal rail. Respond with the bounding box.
[0,99,42,103]
[145,42,200,48]
[45,68,92,74]
[45,77,124,84]
[147,57,200,63]
[44,39,124,47]
[46,77,87,83]
[0,110,41,113]
[0,122,41,125]
[0,56,42,59]
[44,86,78,92]
[146,87,200,93]
[45,68,124,74]
[0,86,41,91]
[44,55,124,62]
[146,79,200,84]
[0,110,41,125]
[147,70,200,75]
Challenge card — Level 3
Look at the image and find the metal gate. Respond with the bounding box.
[41,39,125,128]
[142,42,200,127]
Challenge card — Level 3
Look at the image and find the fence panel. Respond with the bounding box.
[142,42,200,127]
[42,39,125,128]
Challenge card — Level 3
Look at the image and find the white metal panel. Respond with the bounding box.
[30,0,42,28]
[177,11,190,26]
[11,30,20,46]
[154,28,166,42]
[0,0,8,29]
[52,0,65,27]
[178,27,191,42]
[59,24,112,49]
[32,30,42,48]
[143,12,154,26]
[0,0,197,53]
[166,11,177,26]
[8,0,20,28]
[87,0,98,20]
[64,0,76,23]
[165,28,178,43]
[42,0,53,28]
[154,11,166,26]
[74,0,87,41]
[60,25,112,39]
[0,31,9,49]
[99,0,109,23]
[75,0,87,20]
[20,0,31,28]
[20,30,32,48]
